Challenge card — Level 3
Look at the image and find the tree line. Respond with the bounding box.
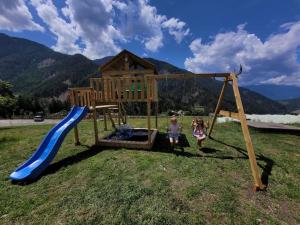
[0,80,70,118]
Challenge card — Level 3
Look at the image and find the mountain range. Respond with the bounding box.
[0,33,298,114]
[244,84,300,100]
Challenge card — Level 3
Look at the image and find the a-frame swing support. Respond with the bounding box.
[208,73,265,191]
[153,72,265,190]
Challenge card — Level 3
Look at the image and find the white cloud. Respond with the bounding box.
[61,0,124,58]
[184,22,300,86]
[260,75,288,85]
[162,17,190,43]
[30,0,80,54]
[119,0,189,52]
[1,0,189,57]
[27,0,189,57]
[144,35,163,52]
[118,0,165,52]
[0,0,44,32]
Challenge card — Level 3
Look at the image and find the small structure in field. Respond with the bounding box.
[291,109,300,115]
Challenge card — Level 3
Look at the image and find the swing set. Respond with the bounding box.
[69,49,266,191]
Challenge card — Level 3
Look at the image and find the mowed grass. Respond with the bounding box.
[0,116,299,225]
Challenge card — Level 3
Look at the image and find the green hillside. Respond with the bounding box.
[0,33,287,114]
[279,98,300,112]
[0,33,98,97]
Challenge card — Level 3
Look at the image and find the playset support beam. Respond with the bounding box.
[155,101,158,129]
[107,111,116,129]
[208,78,228,137]
[153,73,231,80]
[118,102,121,125]
[147,101,151,145]
[91,88,99,145]
[231,73,265,190]
[103,109,108,131]
[69,89,81,145]
[206,73,265,190]
[73,126,80,145]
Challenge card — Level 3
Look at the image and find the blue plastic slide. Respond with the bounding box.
[9,106,88,182]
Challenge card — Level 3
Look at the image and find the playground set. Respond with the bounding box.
[9,50,266,191]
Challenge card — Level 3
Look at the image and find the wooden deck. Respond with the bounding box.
[246,121,300,133]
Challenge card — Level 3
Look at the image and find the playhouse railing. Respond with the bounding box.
[89,76,157,103]
[69,87,95,107]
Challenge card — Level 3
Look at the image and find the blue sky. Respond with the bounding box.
[0,0,300,86]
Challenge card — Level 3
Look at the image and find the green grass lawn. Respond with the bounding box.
[0,117,299,225]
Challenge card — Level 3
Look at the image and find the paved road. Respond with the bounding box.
[0,119,60,128]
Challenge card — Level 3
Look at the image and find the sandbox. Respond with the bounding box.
[98,128,158,150]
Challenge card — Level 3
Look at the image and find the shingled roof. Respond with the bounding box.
[100,49,157,74]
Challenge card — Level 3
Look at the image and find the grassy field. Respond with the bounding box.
[0,117,299,225]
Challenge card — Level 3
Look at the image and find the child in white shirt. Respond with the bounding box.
[168,116,181,147]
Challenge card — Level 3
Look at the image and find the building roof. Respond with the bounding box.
[100,49,157,74]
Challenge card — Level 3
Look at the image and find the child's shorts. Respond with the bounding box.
[193,134,206,140]
[168,133,179,140]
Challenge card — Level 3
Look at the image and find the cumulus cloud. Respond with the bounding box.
[162,17,190,43]
[30,0,80,54]
[28,0,189,57]
[184,22,300,86]
[119,0,189,52]
[118,0,165,52]
[61,0,125,58]
[1,0,189,57]
[0,0,44,32]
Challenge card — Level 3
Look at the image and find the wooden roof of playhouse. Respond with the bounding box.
[100,49,157,76]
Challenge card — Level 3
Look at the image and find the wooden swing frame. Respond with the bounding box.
[150,72,265,190]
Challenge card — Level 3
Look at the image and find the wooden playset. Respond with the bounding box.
[69,49,265,190]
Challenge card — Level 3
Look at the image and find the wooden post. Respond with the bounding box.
[208,78,228,137]
[231,73,264,190]
[147,100,151,145]
[70,90,80,145]
[107,110,116,129]
[103,109,108,131]
[118,102,121,125]
[74,126,80,145]
[155,101,158,129]
[147,76,152,145]
[91,88,99,145]
[121,102,127,124]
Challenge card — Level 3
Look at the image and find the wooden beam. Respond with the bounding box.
[147,76,152,145]
[151,73,231,80]
[103,109,108,131]
[218,110,240,120]
[231,73,265,190]
[91,88,99,145]
[73,126,80,145]
[69,89,80,145]
[208,78,228,137]
[107,110,116,129]
[155,101,158,129]
[118,102,121,125]
[147,101,151,145]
